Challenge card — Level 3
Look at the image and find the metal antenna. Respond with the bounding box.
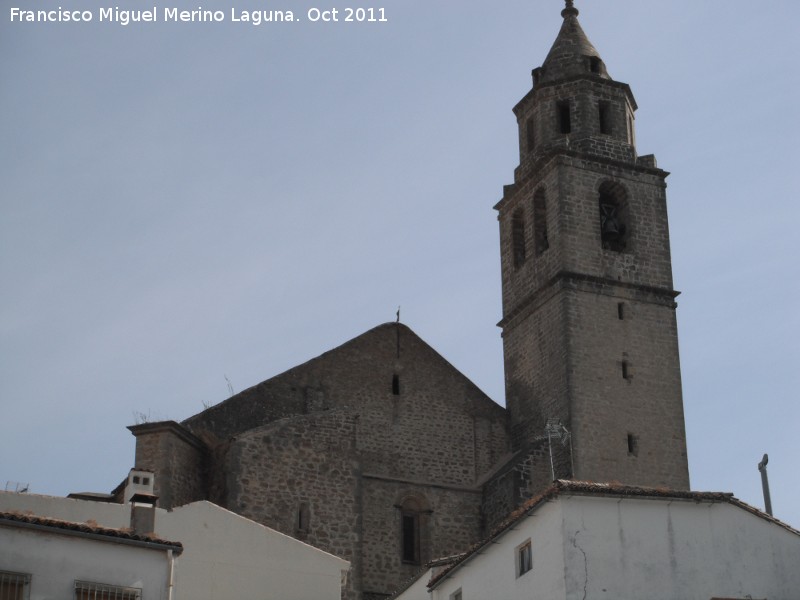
[757,454,773,516]
[544,418,572,480]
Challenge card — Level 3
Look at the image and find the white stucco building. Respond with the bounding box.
[1,510,181,599]
[393,480,800,600]
[0,477,349,600]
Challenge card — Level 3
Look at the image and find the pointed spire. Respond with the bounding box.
[536,1,609,84]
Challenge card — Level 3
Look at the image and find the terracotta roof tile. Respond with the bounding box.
[428,480,799,589]
[0,510,183,552]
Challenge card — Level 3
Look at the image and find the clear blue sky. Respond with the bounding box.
[2,0,799,528]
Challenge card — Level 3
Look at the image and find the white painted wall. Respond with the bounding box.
[0,492,349,600]
[406,500,567,600]
[156,501,348,600]
[560,495,800,600]
[393,568,433,600]
[395,494,800,600]
[0,522,171,600]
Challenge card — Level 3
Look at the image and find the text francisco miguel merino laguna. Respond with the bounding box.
[9,6,389,24]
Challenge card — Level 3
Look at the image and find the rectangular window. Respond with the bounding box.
[512,210,527,268]
[599,102,612,134]
[516,540,532,577]
[0,571,31,600]
[450,589,462,600]
[621,360,630,380]
[401,513,420,564]
[526,117,536,152]
[558,101,571,134]
[533,190,549,255]
[617,302,625,320]
[74,581,141,600]
[627,433,638,456]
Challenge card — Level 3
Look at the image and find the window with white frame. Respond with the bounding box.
[516,539,532,577]
[0,570,31,600]
[449,589,462,600]
[74,580,141,600]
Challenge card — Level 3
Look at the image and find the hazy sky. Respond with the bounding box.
[2,1,799,528]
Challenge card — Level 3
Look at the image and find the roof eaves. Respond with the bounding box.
[429,479,800,589]
[0,511,183,554]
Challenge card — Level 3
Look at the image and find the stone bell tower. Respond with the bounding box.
[496,1,689,489]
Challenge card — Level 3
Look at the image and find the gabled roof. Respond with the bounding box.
[0,510,183,554]
[180,321,504,441]
[428,480,799,590]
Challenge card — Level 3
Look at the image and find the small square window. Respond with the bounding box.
[132,476,140,484]
[516,540,532,577]
[0,570,31,600]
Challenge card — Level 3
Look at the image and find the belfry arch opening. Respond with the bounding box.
[598,180,630,252]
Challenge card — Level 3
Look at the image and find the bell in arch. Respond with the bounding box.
[600,203,622,241]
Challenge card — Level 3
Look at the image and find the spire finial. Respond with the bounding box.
[562,0,579,18]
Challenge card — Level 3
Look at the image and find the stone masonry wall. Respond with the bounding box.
[184,324,509,488]
[221,409,363,600]
[481,438,572,531]
[566,286,689,489]
[360,478,483,598]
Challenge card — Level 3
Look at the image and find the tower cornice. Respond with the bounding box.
[497,271,680,331]
[513,75,638,117]
[495,150,668,213]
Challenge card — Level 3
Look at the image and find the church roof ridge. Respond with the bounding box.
[178,320,503,441]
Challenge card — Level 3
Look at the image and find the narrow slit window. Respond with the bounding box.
[517,540,532,577]
[617,302,625,320]
[533,190,549,255]
[599,102,612,134]
[526,117,536,152]
[622,360,630,380]
[558,101,571,134]
[297,503,310,532]
[392,374,400,395]
[401,512,420,564]
[511,209,527,268]
[627,434,638,456]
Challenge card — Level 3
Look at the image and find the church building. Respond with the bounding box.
[123,3,689,598]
